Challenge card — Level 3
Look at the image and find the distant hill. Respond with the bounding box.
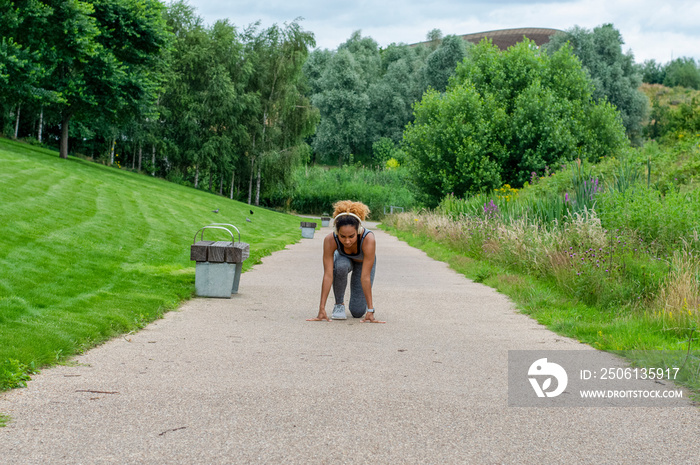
[412,27,563,50]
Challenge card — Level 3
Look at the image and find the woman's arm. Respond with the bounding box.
[307,234,336,321]
[359,233,384,323]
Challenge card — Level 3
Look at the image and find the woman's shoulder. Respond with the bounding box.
[324,232,338,248]
[361,229,376,247]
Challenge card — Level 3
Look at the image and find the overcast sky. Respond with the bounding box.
[186,0,699,64]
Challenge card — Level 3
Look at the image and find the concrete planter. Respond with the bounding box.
[190,225,250,298]
[321,217,331,227]
[300,222,317,239]
[194,261,237,298]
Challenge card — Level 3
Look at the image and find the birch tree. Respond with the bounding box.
[244,21,317,204]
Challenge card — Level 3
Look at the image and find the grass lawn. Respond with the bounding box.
[0,137,312,390]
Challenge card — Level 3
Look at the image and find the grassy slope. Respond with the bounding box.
[0,138,311,388]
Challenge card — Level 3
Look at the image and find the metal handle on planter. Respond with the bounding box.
[193,226,236,244]
[208,223,241,243]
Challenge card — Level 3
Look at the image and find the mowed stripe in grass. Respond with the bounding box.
[0,138,308,389]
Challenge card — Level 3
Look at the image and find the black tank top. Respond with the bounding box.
[333,228,372,261]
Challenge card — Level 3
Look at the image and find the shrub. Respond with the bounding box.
[664,57,700,90]
[403,39,627,206]
[265,165,418,218]
[597,186,700,251]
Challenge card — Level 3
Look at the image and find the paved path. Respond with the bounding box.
[1,224,698,464]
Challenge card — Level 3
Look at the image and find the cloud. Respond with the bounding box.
[187,0,700,62]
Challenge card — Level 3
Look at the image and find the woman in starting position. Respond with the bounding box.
[307,200,384,323]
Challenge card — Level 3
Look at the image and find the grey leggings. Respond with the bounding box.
[333,251,376,318]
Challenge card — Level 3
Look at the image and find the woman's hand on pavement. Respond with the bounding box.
[360,312,385,323]
[306,310,331,322]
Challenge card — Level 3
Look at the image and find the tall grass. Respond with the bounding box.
[439,159,604,226]
[265,165,417,219]
[654,249,700,332]
[597,186,700,249]
[0,137,309,390]
[387,147,700,338]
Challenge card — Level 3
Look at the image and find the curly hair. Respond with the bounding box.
[332,200,370,233]
[332,200,370,221]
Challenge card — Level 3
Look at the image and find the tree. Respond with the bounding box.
[420,34,468,93]
[161,3,244,187]
[337,30,381,86]
[546,24,648,143]
[403,83,499,205]
[0,1,61,139]
[425,28,443,51]
[0,37,47,138]
[403,39,627,206]
[156,7,317,201]
[646,96,700,140]
[10,0,169,159]
[367,57,416,146]
[244,20,317,205]
[206,19,255,196]
[309,48,369,166]
[640,59,666,84]
[664,57,700,90]
[306,31,387,165]
[364,43,428,151]
[372,136,406,169]
[304,31,442,167]
[302,48,332,96]
[89,0,171,161]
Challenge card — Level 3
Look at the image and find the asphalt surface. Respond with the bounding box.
[1,223,698,464]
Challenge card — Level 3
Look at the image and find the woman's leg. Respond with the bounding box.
[332,251,353,305]
[348,257,376,318]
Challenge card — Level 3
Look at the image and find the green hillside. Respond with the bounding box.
[0,138,312,389]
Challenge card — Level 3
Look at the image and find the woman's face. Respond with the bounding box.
[337,224,358,248]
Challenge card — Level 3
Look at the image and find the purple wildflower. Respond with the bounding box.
[483,200,500,219]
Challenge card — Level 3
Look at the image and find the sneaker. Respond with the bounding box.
[331,304,347,320]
